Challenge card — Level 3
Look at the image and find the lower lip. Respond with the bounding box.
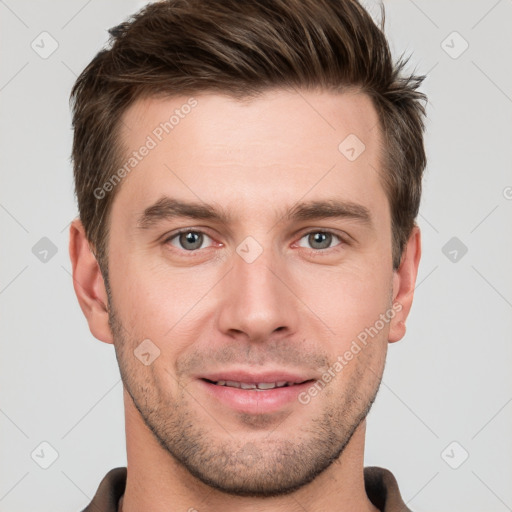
[198,379,315,414]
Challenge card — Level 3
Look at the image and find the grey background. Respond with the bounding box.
[1,0,511,511]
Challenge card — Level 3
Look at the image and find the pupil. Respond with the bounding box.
[181,232,202,250]
[310,232,330,249]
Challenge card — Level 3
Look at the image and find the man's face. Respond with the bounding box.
[106,89,396,496]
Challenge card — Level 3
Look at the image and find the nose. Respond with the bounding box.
[216,242,301,344]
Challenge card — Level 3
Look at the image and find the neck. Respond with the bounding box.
[119,391,379,512]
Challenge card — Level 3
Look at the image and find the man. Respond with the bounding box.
[69,0,426,510]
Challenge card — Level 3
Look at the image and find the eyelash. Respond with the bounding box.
[163,228,347,255]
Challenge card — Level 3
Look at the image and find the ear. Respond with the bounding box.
[69,219,113,344]
[388,225,421,343]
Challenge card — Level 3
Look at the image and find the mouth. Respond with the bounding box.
[202,378,311,390]
[197,372,316,414]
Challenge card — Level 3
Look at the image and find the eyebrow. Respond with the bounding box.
[136,196,372,230]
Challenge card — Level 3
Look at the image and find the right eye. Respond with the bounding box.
[165,230,215,252]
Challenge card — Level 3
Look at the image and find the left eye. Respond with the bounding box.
[297,231,342,251]
[167,231,214,251]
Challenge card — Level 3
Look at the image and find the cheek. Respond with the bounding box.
[301,260,393,342]
[108,252,215,346]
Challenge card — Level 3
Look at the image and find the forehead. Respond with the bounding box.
[112,89,386,225]
[121,88,380,155]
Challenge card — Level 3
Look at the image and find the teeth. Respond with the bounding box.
[213,380,295,389]
[256,382,277,390]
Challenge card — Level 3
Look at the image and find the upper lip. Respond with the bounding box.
[199,370,315,384]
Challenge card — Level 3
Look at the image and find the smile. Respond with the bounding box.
[204,379,308,390]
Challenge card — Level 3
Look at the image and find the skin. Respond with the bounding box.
[69,89,421,512]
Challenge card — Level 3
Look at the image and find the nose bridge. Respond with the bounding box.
[216,238,299,341]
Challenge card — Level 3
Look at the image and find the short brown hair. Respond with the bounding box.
[70,0,426,274]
